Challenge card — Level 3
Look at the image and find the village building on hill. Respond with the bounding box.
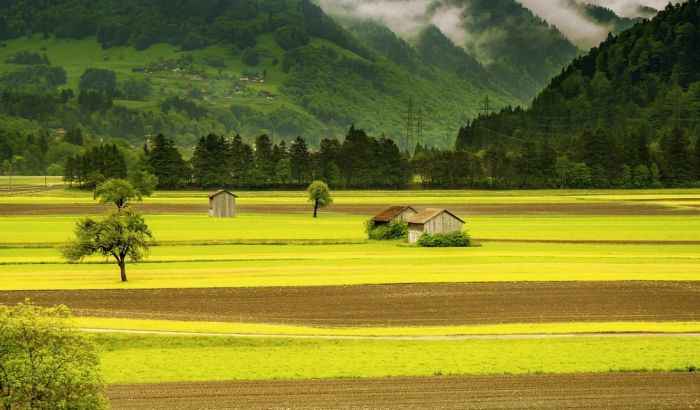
[370,206,418,227]
[407,208,465,243]
[208,190,237,218]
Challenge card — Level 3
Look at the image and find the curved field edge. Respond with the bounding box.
[76,318,700,336]
[95,334,700,383]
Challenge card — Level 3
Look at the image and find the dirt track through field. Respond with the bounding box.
[1,201,698,215]
[2,281,697,326]
[106,373,700,409]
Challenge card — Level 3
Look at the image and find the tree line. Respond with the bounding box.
[142,125,412,189]
[427,125,700,189]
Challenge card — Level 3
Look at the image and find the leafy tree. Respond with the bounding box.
[79,68,117,95]
[289,136,310,184]
[94,178,142,209]
[254,134,275,182]
[307,180,332,218]
[0,301,106,409]
[96,17,129,48]
[275,158,292,185]
[128,170,158,197]
[274,24,310,50]
[695,138,700,180]
[84,171,106,190]
[242,48,260,66]
[191,134,229,187]
[120,78,152,101]
[147,134,189,188]
[64,128,84,146]
[62,209,152,282]
[662,126,694,186]
[78,89,113,112]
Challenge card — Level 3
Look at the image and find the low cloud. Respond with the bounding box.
[517,0,611,48]
[316,0,684,56]
[317,0,469,45]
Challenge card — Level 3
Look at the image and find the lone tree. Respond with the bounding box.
[94,178,142,210]
[62,209,152,282]
[128,170,158,197]
[0,301,106,409]
[307,180,333,218]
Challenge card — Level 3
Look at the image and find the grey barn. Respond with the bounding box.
[407,208,465,243]
[208,190,237,217]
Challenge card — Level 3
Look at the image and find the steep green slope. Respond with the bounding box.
[0,0,517,148]
[451,0,581,102]
[458,0,700,149]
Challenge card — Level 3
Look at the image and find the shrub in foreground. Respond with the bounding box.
[365,220,408,240]
[417,231,471,247]
[0,301,106,409]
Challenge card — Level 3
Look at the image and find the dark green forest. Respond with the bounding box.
[454,0,700,188]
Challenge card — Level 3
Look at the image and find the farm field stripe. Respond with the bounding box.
[96,334,699,383]
[475,238,700,245]
[74,318,700,337]
[82,327,700,340]
[3,282,697,326]
[1,202,698,216]
[105,373,700,410]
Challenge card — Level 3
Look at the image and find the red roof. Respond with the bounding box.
[371,206,417,222]
[407,208,464,224]
[208,189,238,199]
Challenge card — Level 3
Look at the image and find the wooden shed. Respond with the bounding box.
[371,205,418,227]
[208,190,237,218]
[407,208,465,243]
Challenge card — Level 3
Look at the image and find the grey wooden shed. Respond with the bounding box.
[208,189,237,217]
[407,208,465,243]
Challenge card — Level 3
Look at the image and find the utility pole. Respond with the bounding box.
[415,107,423,148]
[405,96,414,152]
[477,95,496,147]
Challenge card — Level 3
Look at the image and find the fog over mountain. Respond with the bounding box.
[316,0,684,49]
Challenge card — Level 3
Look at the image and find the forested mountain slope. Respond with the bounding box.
[459,0,700,148]
[0,0,520,148]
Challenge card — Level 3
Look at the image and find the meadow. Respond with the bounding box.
[96,333,699,383]
[0,185,699,401]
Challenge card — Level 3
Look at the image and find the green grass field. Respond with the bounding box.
[95,333,700,383]
[1,241,698,290]
[2,213,700,245]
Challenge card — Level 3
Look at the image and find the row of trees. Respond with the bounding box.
[144,126,412,189]
[63,144,127,188]
[55,123,699,191]
[431,126,700,189]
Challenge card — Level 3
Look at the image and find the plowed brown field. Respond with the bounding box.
[2,281,697,326]
[106,372,700,409]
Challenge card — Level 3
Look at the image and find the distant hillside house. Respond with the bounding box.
[208,190,237,218]
[371,206,418,227]
[407,208,465,243]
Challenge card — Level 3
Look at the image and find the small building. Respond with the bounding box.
[208,190,237,218]
[407,208,465,243]
[371,205,418,227]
